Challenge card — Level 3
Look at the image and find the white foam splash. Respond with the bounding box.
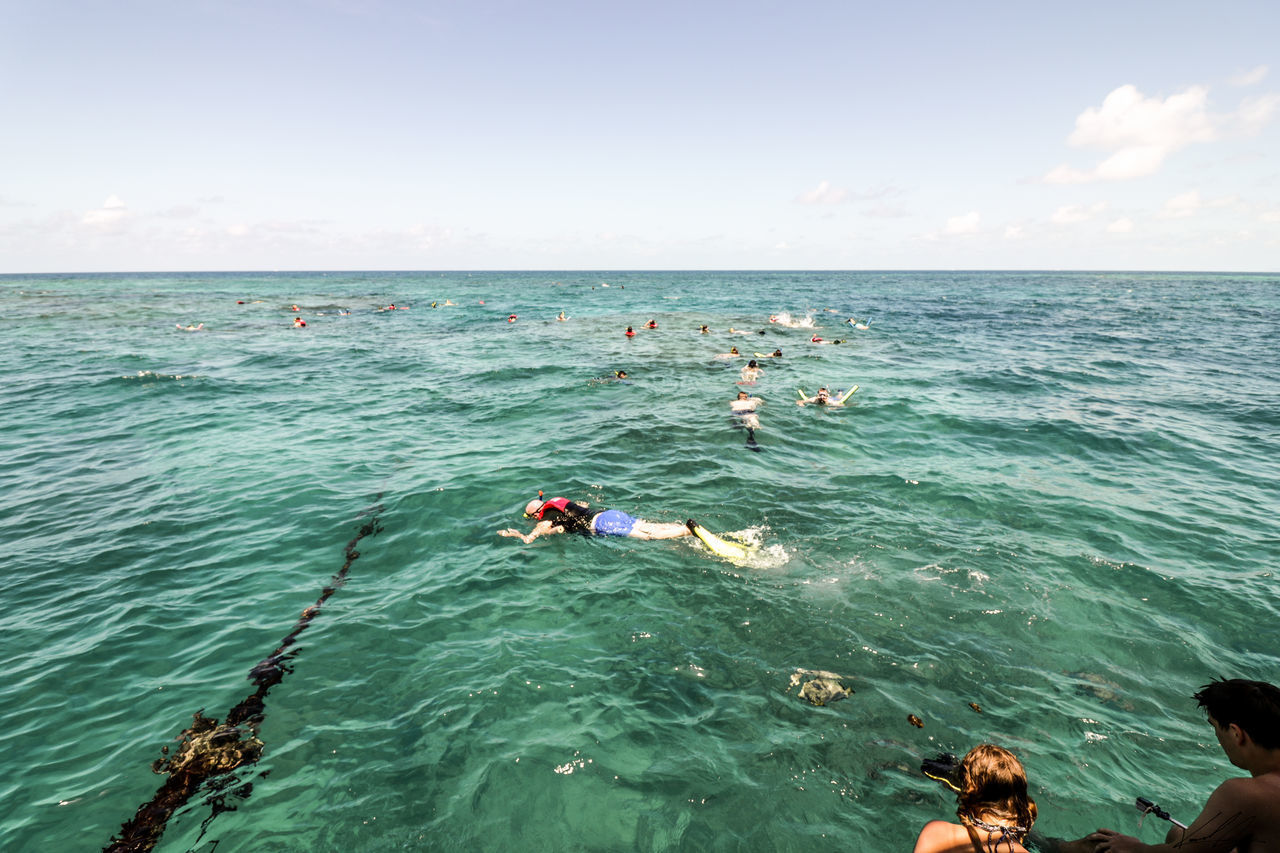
[768,311,818,329]
[690,525,790,569]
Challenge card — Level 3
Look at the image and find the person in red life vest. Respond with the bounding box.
[645,319,657,329]
[625,326,636,337]
[498,496,691,544]
[293,317,307,328]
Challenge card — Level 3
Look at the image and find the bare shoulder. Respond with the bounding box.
[1192,774,1280,851]
[1213,772,1280,806]
[911,820,967,853]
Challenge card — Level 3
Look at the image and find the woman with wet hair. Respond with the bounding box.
[913,744,1037,853]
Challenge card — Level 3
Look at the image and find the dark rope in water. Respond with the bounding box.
[104,500,384,853]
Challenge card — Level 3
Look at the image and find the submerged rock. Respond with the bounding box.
[790,669,854,706]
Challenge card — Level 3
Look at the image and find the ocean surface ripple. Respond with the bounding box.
[1,271,1277,851]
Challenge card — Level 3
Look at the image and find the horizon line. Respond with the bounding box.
[3,267,1278,276]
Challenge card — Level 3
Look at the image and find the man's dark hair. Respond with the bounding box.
[1194,679,1280,749]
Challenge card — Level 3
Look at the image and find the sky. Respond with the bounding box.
[2,0,1278,272]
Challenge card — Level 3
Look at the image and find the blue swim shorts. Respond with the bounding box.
[592,509,637,537]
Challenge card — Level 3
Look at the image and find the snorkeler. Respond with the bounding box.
[731,390,763,450]
[740,359,763,383]
[796,387,831,406]
[498,496,692,544]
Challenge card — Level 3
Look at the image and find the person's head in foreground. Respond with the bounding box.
[954,744,1036,852]
[1195,678,1280,754]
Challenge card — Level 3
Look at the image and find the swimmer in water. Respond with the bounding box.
[625,326,636,337]
[731,390,763,450]
[715,346,740,359]
[797,387,831,406]
[499,497,692,544]
[557,311,567,321]
[731,390,761,424]
[176,323,204,331]
[293,317,307,328]
[589,370,630,385]
[740,359,763,383]
[645,319,657,329]
[699,324,709,333]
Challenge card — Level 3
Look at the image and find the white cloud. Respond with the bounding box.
[942,211,981,235]
[862,203,909,219]
[1051,202,1108,225]
[1107,217,1134,233]
[1235,93,1280,131]
[82,195,130,228]
[1262,209,1280,223]
[1230,65,1268,86]
[1044,84,1219,183]
[1161,192,1201,218]
[1159,190,1238,219]
[795,180,848,205]
[1069,85,1215,149]
[1004,224,1024,240]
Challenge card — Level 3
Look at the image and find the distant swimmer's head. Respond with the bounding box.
[747,359,758,368]
[523,498,544,518]
[699,325,709,333]
[773,349,782,356]
[615,370,628,379]
[729,346,739,354]
[737,391,750,399]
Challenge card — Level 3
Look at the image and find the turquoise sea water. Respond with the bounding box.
[2,271,1277,852]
